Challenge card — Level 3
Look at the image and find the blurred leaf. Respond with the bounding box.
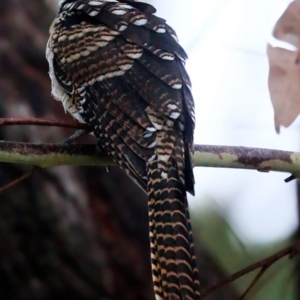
[273,0,300,48]
[267,45,300,133]
[268,0,300,133]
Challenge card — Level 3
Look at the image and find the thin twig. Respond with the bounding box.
[0,117,88,130]
[239,266,267,300]
[200,242,300,297]
[0,167,39,194]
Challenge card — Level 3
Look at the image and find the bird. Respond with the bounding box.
[46,1,200,299]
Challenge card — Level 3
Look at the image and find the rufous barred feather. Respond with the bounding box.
[46,1,200,299]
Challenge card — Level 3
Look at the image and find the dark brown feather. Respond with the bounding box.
[47,1,200,299]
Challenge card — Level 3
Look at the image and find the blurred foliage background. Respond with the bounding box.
[193,207,297,299]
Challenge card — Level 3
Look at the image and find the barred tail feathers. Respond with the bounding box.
[147,158,200,300]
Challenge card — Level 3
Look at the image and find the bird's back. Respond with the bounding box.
[46,1,200,298]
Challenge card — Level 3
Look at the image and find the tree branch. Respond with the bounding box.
[0,117,88,129]
[193,145,298,181]
[0,118,297,178]
[200,242,300,298]
[0,141,299,180]
[0,142,112,168]
[0,167,39,193]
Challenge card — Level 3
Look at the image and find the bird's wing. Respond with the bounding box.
[47,1,200,298]
[48,0,195,192]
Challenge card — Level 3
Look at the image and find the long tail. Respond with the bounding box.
[147,160,201,300]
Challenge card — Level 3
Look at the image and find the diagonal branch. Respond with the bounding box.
[200,242,300,298]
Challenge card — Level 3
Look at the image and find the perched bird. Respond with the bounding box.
[46,0,200,299]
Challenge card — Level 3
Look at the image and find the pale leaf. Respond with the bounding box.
[268,0,300,132]
[268,45,300,133]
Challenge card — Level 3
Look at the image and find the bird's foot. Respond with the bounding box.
[63,129,87,144]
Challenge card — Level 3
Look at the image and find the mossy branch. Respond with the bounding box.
[1,118,297,179]
[0,141,299,180]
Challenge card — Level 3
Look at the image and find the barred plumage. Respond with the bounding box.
[46,0,200,298]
